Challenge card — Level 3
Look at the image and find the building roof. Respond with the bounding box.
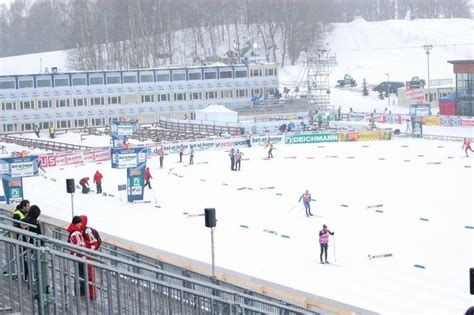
[447,60,474,64]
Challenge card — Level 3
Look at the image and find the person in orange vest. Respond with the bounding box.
[144,167,152,189]
[93,170,103,194]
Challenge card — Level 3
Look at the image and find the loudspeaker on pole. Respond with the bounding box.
[205,208,216,228]
[66,178,75,194]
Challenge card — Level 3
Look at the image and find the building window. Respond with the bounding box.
[251,88,261,97]
[141,94,155,103]
[90,76,104,85]
[72,77,87,86]
[41,122,51,129]
[219,70,232,79]
[57,120,71,129]
[55,78,69,87]
[158,94,169,102]
[18,79,34,88]
[108,96,121,105]
[74,119,88,127]
[123,74,137,84]
[156,73,169,82]
[250,69,261,77]
[56,99,70,108]
[92,118,105,126]
[37,78,52,87]
[90,97,104,106]
[20,100,34,110]
[235,70,248,78]
[236,89,247,98]
[221,90,233,98]
[1,101,16,111]
[190,92,201,100]
[174,93,186,101]
[140,74,154,83]
[265,68,277,76]
[3,123,17,133]
[106,75,121,84]
[39,100,52,109]
[206,91,217,99]
[204,71,217,80]
[188,72,201,80]
[21,123,35,131]
[73,98,87,106]
[172,72,186,81]
[0,80,15,89]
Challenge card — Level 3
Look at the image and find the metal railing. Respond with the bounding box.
[0,222,320,315]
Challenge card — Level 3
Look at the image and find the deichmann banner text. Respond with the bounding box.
[285,133,339,144]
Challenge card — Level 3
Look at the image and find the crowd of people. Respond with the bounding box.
[10,199,100,300]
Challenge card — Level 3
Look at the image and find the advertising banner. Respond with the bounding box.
[127,163,145,202]
[0,156,39,177]
[412,117,423,138]
[422,116,441,126]
[111,146,147,169]
[461,118,474,127]
[285,133,339,144]
[1,175,23,205]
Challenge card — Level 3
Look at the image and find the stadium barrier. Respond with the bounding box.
[0,206,375,315]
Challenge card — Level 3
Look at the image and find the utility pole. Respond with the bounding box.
[423,45,433,105]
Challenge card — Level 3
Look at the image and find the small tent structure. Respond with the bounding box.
[195,105,238,123]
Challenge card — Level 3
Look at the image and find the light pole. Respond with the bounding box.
[39,58,43,73]
[423,44,433,105]
[385,73,390,109]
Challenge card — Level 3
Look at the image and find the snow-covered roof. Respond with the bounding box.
[197,105,237,113]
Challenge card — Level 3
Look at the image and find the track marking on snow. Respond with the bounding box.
[347,156,355,159]
[418,155,424,157]
[340,204,349,207]
[375,209,384,213]
[427,162,441,165]
[404,160,411,162]
[378,158,386,160]
[419,218,429,222]
[414,264,426,269]
[465,226,473,229]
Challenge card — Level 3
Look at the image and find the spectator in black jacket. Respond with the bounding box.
[22,205,42,240]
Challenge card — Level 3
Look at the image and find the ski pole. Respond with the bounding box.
[333,235,336,262]
[288,202,299,213]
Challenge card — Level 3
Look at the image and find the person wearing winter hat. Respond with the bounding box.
[319,224,334,264]
[67,216,87,297]
[80,215,97,300]
[22,205,42,238]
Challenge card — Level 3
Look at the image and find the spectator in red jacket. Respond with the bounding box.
[67,216,87,297]
[93,171,103,194]
[144,167,152,189]
[79,177,90,194]
[80,215,97,300]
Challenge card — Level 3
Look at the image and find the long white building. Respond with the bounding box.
[0,62,279,133]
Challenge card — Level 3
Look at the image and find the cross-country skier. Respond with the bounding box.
[235,149,243,171]
[179,144,184,163]
[265,140,274,158]
[319,224,334,264]
[229,148,236,171]
[298,189,314,217]
[189,146,194,165]
[158,146,165,168]
[462,138,473,157]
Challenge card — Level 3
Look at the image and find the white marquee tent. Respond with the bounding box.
[195,105,238,123]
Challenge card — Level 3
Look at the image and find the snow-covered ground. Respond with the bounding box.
[1,17,474,314]
[1,134,473,314]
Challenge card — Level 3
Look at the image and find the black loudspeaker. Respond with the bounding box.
[470,268,474,295]
[66,179,75,193]
[205,208,216,228]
